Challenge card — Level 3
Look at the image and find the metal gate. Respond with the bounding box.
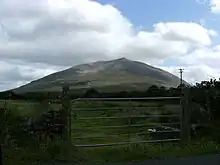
[71,97,184,147]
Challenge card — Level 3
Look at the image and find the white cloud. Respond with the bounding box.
[160,44,220,84]
[154,22,215,46]
[210,0,220,14]
[161,64,220,84]
[179,46,220,68]
[0,0,219,91]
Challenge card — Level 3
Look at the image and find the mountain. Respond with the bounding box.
[13,58,187,93]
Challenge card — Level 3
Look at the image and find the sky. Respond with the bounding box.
[0,0,220,91]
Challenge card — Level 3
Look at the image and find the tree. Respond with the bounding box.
[190,79,220,140]
[83,88,100,98]
[146,85,161,97]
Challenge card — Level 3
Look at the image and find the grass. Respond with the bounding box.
[1,99,181,146]
[1,99,220,164]
[3,140,85,165]
[0,100,48,117]
[3,139,220,164]
[81,140,220,163]
[70,100,181,146]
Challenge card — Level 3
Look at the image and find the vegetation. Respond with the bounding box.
[0,85,181,100]
[1,78,220,164]
[82,140,220,163]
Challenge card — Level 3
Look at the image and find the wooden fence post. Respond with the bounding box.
[61,84,71,143]
[0,108,5,165]
[0,101,7,165]
[128,99,131,142]
[68,92,72,144]
[180,88,191,143]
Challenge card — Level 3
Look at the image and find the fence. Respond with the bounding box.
[0,86,191,149]
[70,96,190,147]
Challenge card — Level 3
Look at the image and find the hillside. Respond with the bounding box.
[13,58,186,93]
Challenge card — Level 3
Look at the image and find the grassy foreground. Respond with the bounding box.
[1,100,220,164]
[81,140,220,163]
[2,139,220,164]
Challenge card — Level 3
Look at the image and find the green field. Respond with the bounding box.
[1,99,181,146]
[72,100,181,145]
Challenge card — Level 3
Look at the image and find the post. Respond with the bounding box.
[180,88,191,142]
[0,107,6,165]
[128,99,131,142]
[68,96,72,144]
[0,112,3,165]
[0,98,9,165]
[0,146,2,165]
[179,69,184,86]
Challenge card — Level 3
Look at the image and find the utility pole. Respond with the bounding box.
[179,68,190,142]
[179,69,184,86]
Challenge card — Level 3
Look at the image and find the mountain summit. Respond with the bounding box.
[14,58,185,93]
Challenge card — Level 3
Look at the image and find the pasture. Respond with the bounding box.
[0,98,181,147]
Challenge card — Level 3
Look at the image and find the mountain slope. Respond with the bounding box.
[14,58,186,93]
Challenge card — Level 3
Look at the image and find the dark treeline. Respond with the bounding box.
[1,79,220,114]
[0,85,182,101]
[83,85,182,98]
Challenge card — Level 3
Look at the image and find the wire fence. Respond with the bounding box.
[0,87,190,149]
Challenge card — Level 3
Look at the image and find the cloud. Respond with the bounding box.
[210,0,220,14]
[154,22,215,46]
[160,44,220,84]
[0,60,66,90]
[196,0,208,5]
[161,64,220,85]
[0,0,219,91]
